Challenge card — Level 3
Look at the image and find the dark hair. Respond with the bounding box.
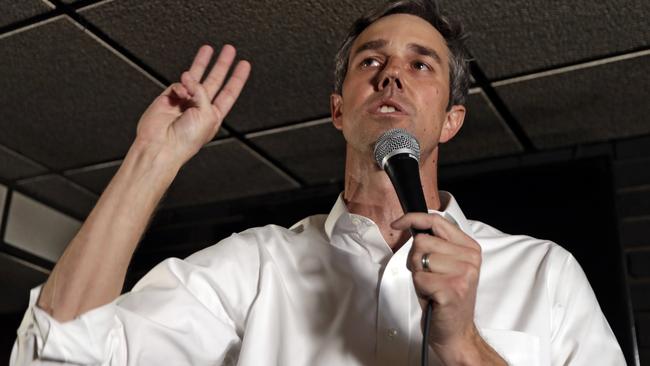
[333,0,470,110]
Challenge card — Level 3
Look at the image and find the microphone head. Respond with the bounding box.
[373,128,421,170]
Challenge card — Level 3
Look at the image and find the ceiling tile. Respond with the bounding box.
[0,184,6,225]
[249,120,346,185]
[0,1,52,28]
[441,0,650,79]
[160,139,299,208]
[5,191,81,262]
[0,16,163,170]
[496,54,650,149]
[65,161,121,195]
[0,144,48,181]
[0,253,48,313]
[78,0,378,133]
[65,136,303,207]
[15,174,98,219]
[440,91,522,164]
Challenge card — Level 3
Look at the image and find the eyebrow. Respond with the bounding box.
[352,39,388,58]
[407,43,443,65]
[351,39,443,65]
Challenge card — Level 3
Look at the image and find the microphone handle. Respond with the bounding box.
[384,154,435,237]
[383,152,435,366]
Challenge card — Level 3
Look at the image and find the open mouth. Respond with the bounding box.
[378,104,400,113]
[371,99,407,115]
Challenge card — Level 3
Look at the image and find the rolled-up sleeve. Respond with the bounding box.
[10,235,259,366]
[11,284,125,365]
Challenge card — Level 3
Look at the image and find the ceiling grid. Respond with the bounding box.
[0,0,647,241]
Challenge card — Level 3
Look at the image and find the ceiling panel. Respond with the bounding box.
[64,160,121,195]
[0,16,163,170]
[0,253,48,313]
[496,54,650,149]
[0,144,48,181]
[249,120,346,185]
[5,191,81,262]
[440,91,522,164]
[78,0,378,133]
[441,0,650,79]
[0,1,52,28]
[15,174,98,219]
[0,184,5,225]
[160,139,299,208]
[66,140,300,209]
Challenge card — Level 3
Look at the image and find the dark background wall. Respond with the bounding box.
[615,136,650,365]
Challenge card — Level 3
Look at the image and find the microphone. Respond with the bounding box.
[373,128,434,366]
[373,128,433,236]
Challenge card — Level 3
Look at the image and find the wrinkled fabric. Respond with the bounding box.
[11,192,625,365]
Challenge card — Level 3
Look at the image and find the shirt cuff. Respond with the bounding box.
[15,285,123,365]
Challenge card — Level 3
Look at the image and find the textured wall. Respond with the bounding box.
[614,135,650,364]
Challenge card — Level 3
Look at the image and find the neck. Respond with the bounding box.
[342,146,441,251]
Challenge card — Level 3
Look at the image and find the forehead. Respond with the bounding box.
[351,13,449,60]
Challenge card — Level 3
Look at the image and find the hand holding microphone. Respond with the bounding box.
[374,129,485,364]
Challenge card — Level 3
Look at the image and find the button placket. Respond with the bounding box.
[375,242,412,366]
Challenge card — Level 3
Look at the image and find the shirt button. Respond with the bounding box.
[387,328,398,338]
[351,217,361,226]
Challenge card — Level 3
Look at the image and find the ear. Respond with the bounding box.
[439,104,465,143]
[330,93,344,130]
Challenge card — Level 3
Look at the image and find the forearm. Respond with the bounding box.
[37,140,181,321]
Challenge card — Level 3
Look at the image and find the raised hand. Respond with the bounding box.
[34,45,250,325]
[135,44,251,165]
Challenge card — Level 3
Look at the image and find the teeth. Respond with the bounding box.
[379,105,397,113]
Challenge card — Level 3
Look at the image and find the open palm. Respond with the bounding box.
[136,45,250,165]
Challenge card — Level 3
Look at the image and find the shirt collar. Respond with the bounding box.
[324,191,472,244]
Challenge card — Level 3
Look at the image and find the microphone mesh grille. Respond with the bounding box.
[373,128,420,169]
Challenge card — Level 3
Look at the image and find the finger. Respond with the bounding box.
[171,83,189,100]
[410,235,480,267]
[392,213,474,248]
[212,60,251,117]
[408,251,469,274]
[412,271,465,306]
[180,71,210,107]
[391,212,437,232]
[188,45,214,82]
[203,44,237,100]
[409,247,480,274]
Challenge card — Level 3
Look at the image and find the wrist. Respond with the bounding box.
[431,325,505,366]
[129,138,184,180]
[431,328,480,366]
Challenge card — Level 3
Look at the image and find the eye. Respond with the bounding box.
[413,61,432,71]
[360,58,381,68]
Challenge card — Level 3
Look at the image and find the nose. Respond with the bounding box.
[377,60,403,91]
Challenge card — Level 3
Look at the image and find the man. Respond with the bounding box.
[11,0,625,365]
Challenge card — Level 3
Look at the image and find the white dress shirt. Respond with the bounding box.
[11,192,625,365]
